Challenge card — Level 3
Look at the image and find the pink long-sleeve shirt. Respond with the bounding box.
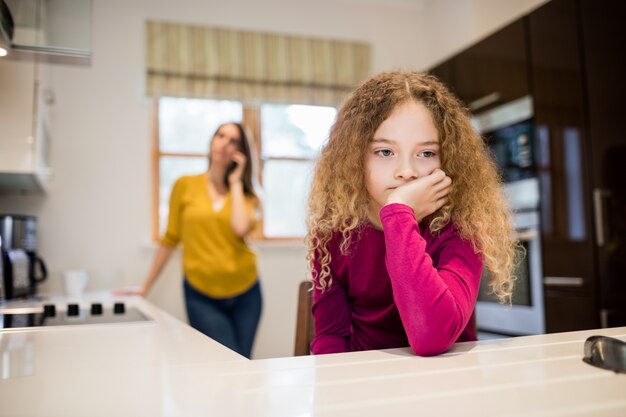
[311,203,482,356]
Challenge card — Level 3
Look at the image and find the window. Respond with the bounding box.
[152,98,336,240]
[260,104,336,238]
[154,98,243,237]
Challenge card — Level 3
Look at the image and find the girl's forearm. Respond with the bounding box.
[380,204,481,356]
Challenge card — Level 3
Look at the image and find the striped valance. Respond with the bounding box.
[145,21,371,106]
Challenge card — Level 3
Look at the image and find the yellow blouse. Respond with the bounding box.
[161,174,258,298]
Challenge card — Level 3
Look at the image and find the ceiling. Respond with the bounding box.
[335,0,429,11]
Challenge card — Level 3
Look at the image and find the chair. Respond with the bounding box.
[293,280,315,356]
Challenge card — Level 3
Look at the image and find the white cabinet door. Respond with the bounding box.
[0,59,37,172]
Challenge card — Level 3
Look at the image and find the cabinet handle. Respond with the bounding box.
[593,188,611,247]
[469,92,501,112]
[593,189,605,247]
[600,309,609,328]
[543,276,584,287]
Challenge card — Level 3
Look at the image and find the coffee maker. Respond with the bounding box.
[0,214,48,300]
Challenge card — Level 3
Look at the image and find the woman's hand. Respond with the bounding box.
[386,169,451,222]
[228,151,247,185]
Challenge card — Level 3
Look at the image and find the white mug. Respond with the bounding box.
[63,270,88,297]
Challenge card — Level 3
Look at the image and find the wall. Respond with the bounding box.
[413,0,551,70]
[0,0,549,359]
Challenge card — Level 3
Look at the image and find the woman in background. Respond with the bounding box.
[120,122,262,358]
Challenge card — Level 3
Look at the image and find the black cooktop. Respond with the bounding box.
[0,302,153,329]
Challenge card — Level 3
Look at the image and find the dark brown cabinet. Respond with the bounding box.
[580,0,626,328]
[527,0,626,332]
[429,0,626,334]
[429,61,454,95]
[528,0,598,332]
[430,19,529,112]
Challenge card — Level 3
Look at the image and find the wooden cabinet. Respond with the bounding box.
[430,19,529,113]
[543,293,597,331]
[429,60,455,96]
[579,0,626,328]
[429,0,626,333]
[529,0,626,332]
[528,0,597,332]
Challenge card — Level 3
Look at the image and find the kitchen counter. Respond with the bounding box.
[1,293,625,417]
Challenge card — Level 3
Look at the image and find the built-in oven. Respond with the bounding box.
[476,209,545,335]
[472,95,546,337]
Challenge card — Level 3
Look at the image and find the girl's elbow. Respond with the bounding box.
[409,338,452,357]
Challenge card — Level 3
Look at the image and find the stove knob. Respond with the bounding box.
[67,304,80,316]
[90,303,103,315]
[113,302,125,314]
[43,304,56,317]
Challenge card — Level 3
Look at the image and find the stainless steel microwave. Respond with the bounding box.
[472,95,536,184]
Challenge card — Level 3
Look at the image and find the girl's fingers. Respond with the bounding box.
[435,190,448,201]
[432,177,452,196]
[427,171,451,187]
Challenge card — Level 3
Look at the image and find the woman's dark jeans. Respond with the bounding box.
[183,279,262,358]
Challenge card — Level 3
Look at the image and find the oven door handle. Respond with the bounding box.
[513,229,538,241]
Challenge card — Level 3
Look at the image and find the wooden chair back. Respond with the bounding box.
[294,280,314,356]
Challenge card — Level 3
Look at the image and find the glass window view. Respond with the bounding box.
[156,98,336,239]
[159,98,243,153]
[260,104,336,238]
[157,98,243,235]
[261,104,335,159]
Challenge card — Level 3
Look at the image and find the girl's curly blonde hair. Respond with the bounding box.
[306,71,517,304]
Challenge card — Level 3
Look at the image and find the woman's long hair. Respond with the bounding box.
[210,122,257,199]
[306,71,517,303]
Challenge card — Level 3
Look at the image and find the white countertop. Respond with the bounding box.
[1,293,625,417]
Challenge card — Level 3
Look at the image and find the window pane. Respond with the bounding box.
[159,156,207,235]
[261,104,336,158]
[159,98,243,153]
[263,160,315,238]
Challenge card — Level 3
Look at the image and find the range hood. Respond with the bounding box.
[0,0,91,64]
[0,0,13,51]
[0,172,47,194]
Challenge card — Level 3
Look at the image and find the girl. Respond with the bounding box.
[119,123,262,358]
[306,71,516,356]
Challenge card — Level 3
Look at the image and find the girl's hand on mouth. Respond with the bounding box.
[386,169,451,222]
